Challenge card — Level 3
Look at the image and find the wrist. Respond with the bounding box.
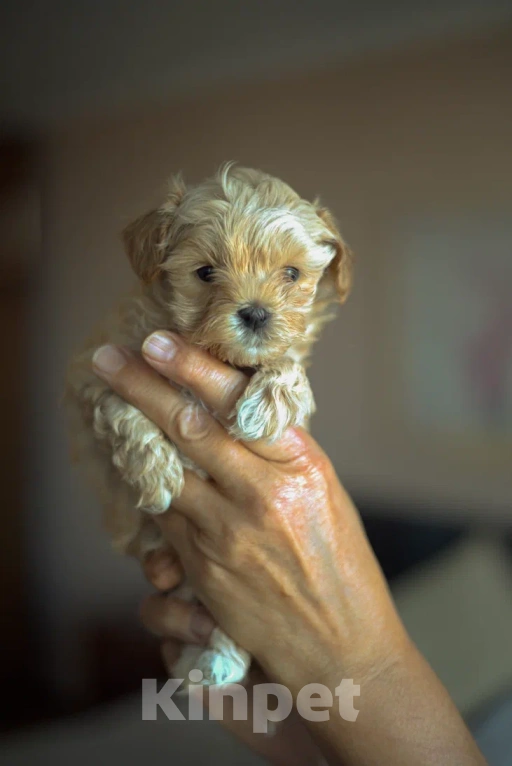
[258,615,411,697]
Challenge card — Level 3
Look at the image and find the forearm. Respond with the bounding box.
[270,636,486,766]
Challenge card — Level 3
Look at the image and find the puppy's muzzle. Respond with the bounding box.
[237,304,271,332]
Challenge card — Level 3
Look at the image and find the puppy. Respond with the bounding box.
[65,163,353,687]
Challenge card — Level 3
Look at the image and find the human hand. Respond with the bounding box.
[140,549,327,766]
[93,332,404,692]
[93,334,485,765]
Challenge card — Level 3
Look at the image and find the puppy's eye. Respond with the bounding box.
[284,267,300,282]
[196,265,215,283]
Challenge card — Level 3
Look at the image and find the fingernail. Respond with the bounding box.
[92,345,127,377]
[143,332,178,363]
[178,405,209,440]
[191,608,215,642]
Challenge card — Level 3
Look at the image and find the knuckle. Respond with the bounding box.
[246,491,271,521]
[288,432,329,471]
[308,450,334,480]
[195,519,251,571]
[177,403,212,441]
[161,401,185,439]
[217,524,252,569]
[238,474,273,520]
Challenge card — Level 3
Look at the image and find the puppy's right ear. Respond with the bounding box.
[122,177,185,284]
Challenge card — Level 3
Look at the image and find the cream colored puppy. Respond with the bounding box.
[66,164,353,687]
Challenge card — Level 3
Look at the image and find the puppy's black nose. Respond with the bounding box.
[237,304,271,331]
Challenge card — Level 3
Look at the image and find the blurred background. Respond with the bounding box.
[1,1,512,764]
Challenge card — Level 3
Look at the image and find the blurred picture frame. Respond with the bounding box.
[364,212,512,504]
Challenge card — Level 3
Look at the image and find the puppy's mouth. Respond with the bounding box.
[195,311,294,369]
[234,364,260,377]
[224,337,290,370]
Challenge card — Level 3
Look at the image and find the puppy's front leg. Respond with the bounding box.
[231,359,315,442]
[94,391,183,513]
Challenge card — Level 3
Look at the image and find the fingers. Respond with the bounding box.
[140,592,215,644]
[155,508,199,574]
[92,345,261,489]
[141,470,232,553]
[141,332,248,424]
[141,331,319,463]
[142,549,183,591]
[168,469,226,530]
[155,468,227,537]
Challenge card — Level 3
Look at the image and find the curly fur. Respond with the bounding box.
[65,163,353,687]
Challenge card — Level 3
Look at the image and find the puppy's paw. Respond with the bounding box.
[172,628,251,688]
[136,446,184,514]
[94,393,184,515]
[139,487,172,515]
[231,361,315,442]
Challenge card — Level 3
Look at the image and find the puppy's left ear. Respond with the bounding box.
[122,177,185,284]
[316,205,354,303]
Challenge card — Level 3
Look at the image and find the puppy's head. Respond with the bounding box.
[123,164,353,367]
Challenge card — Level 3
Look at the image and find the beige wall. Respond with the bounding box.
[33,28,512,694]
